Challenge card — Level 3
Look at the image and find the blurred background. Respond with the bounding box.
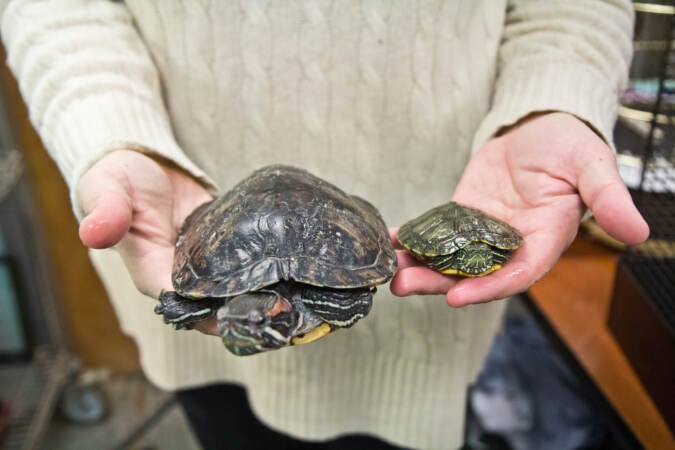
[0,2,673,449]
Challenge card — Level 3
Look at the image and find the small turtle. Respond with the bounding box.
[396,202,523,277]
[155,165,397,355]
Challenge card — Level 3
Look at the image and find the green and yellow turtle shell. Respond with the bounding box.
[396,202,523,277]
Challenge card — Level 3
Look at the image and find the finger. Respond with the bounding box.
[390,266,458,296]
[116,234,175,298]
[444,227,565,306]
[391,245,461,296]
[192,317,220,336]
[388,227,404,249]
[395,249,424,269]
[444,258,532,307]
[584,181,648,245]
[79,190,132,248]
[577,151,649,245]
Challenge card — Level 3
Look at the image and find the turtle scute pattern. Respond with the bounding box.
[396,201,523,277]
[172,165,397,297]
[156,164,398,355]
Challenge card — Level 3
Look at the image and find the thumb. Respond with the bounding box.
[577,151,649,245]
[78,181,133,249]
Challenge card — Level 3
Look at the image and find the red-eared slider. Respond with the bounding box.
[155,165,397,355]
[396,202,523,277]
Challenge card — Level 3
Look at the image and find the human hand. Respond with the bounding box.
[390,112,649,306]
[77,150,219,334]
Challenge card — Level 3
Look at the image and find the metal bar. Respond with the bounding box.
[633,2,675,16]
[110,396,178,450]
[639,13,673,189]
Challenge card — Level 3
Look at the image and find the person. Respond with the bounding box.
[1,1,649,449]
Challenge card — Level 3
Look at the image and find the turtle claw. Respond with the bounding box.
[155,290,220,330]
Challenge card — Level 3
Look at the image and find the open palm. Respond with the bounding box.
[390,112,649,306]
[77,150,216,330]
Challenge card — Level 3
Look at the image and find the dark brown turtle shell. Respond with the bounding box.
[172,165,397,298]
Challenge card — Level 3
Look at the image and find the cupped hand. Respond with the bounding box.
[390,112,649,306]
[77,149,219,334]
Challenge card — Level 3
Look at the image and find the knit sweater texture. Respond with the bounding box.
[1,1,633,448]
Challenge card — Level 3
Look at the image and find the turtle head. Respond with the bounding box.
[216,291,324,356]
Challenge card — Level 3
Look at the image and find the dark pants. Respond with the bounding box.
[176,384,408,450]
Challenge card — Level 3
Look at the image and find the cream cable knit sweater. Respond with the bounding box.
[1,1,633,448]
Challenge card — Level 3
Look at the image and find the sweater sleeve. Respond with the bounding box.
[471,0,634,152]
[1,0,217,219]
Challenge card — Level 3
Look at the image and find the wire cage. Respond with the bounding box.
[624,3,674,326]
[609,2,674,433]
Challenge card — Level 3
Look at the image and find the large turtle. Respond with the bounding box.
[396,202,523,277]
[155,165,397,355]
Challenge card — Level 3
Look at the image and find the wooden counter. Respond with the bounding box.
[528,232,674,450]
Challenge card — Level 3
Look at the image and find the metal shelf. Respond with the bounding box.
[0,348,75,450]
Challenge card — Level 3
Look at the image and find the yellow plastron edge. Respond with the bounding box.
[440,264,502,278]
[291,322,333,346]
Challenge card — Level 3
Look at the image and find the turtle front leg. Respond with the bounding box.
[155,291,223,330]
